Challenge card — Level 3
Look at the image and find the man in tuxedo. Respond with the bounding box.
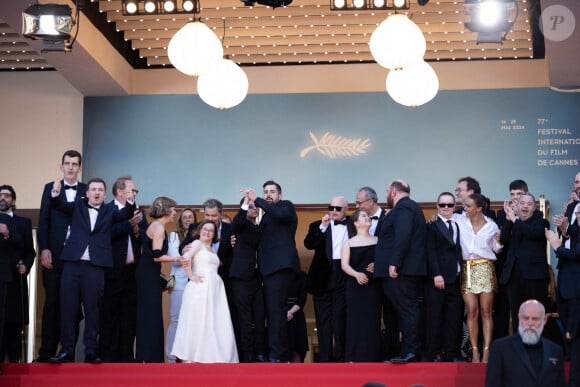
[374,179,426,363]
[547,219,580,387]
[425,192,463,362]
[230,197,266,362]
[242,180,300,362]
[304,196,351,362]
[49,178,135,363]
[0,185,35,363]
[499,192,550,332]
[485,299,566,387]
[554,171,580,246]
[494,179,529,339]
[454,176,496,220]
[99,176,147,362]
[355,186,400,359]
[36,150,86,362]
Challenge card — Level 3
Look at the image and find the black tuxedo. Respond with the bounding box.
[230,208,266,362]
[304,218,352,362]
[493,208,512,339]
[564,200,580,241]
[99,201,147,362]
[485,335,566,387]
[37,180,86,360]
[0,213,22,363]
[425,217,463,361]
[375,196,426,358]
[499,210,550,331]
[554,220,580,387]
[54,197,134,359]
[254,197,300,361]
[1,214,35,362]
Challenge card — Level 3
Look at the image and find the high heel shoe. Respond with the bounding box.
[471,347,480,363]
[482,346,490,363]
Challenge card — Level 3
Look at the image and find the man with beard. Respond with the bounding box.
[485,299,565,387]
[499,192,550,332]
[242,181,300,362]
[0,185,35,366]
[374,179,426,363]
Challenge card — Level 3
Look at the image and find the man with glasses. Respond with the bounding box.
[36,150,86,362]
[355,186,385,236]
[0,185,35,366]
[454,176,496,219]
[99,176,147,362]
[425,192,463,362]
[304,196,351,361]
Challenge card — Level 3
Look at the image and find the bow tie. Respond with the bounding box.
[370,216,379,220]
[64,184,77,190]
[88,205,100,212]
[334,220,348,226]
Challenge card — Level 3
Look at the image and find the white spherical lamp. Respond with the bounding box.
[197,58,249,109]
[369,14,426,70]
[167,21,223,77]
[386,60,439,107]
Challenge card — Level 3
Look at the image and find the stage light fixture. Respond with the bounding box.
[330,0,409,11]
[464,0,517,44]
[240,0,292,8]
[22,3,73,40]
[122,0,200,15]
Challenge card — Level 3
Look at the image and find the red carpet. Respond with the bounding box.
[1,362,487,387]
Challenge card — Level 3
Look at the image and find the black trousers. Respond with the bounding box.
[424,277,463,360]
[38,265,63,360]
[262,269,295,361]
[384,275,423,357]
[506,270,548,333]
[230,273,267,362]
[312,283,346,362]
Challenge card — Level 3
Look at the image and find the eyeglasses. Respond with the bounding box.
[328,206,343,212]
[355,198,371,206]
[438,203,455,208]
[132,189,139,195]
[0,192,12,199]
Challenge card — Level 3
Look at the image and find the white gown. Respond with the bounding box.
[171,244,239,363]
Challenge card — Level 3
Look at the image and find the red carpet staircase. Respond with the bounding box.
[1,362,487,387]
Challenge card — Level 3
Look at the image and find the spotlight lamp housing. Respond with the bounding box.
[464,0,517,44]
[122,0,200,15]
[22,3,73,40]
[330,0,409,11]
[239,0,292,8]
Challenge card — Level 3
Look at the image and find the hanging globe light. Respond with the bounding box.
[197,58,249,109]
[386,60,439,107]
[167,21,223,77]
[369,14,426,70]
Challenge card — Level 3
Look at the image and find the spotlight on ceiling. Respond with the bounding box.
[240,0,292,8]
[122,0,200,15]
[22,4,73,41]
[329,0,409,11]
[464,0,517,44]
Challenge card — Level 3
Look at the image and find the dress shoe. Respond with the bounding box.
[49,352,74,363]
[268,357,281,363]
[256,354,267,363]
[84,354,102,363]
[390,353,417,364]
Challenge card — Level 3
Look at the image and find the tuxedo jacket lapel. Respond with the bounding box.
[436,218,455,246]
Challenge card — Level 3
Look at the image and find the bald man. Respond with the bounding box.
[485,299,565,387]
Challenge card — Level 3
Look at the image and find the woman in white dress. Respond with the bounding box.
[171,220,239,363]
[165,208,197,363]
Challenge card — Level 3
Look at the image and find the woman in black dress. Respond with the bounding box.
[287,270,309,362]
[341,210,382,362]
[135,196,180,362]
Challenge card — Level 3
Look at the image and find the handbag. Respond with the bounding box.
[160,273,175,290]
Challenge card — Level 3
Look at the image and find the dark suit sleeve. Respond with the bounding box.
[255,198,297,223]
[499,219,514,245]
[37,183,52,251]
[20,218,36,273]
[513,215,549,241]
[304,221,324,250]
[232,208,248,235]
[425,224,441,278]
[484,340,505,387]
[389,206,415,268]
